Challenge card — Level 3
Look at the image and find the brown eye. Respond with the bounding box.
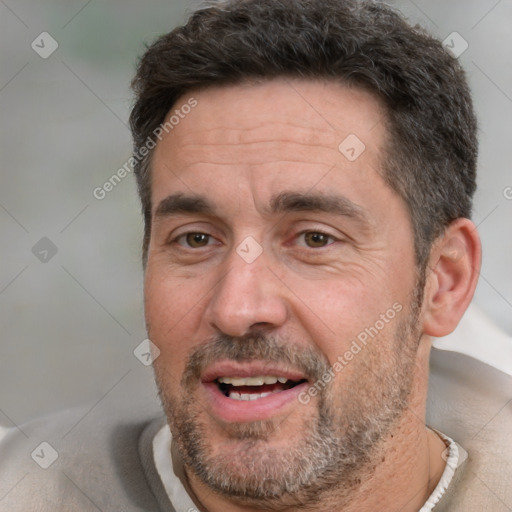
[303,232,332,248]
[184,233,211,248]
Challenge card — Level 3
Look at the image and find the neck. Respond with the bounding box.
[184,342,446,512]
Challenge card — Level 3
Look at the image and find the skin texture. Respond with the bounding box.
[144,79,481,512]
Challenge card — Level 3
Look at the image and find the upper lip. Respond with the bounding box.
[201,360,308,383]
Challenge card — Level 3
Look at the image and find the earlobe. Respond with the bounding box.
[422,218,482,338]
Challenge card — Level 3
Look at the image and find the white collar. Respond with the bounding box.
[419,429,467,511]
[153,423,199,512]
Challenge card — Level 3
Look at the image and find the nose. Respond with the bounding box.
[204,247,289,337]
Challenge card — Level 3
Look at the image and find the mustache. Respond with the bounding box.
[181,332,330,389]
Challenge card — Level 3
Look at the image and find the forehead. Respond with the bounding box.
[151,79,389,207]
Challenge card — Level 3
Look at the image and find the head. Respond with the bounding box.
[130,0,480,508]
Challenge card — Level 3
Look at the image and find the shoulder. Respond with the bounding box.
[427,348,512,511]
[0,371,166,512]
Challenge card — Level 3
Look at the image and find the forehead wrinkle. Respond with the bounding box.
[175,139,343,169]
[182,138,338,152]
[175,121,336,140]
[173,160,338,170]
[173,120,342,152]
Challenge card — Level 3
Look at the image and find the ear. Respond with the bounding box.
[422,218,482,338]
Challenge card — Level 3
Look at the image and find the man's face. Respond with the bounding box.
[145,79,423,506]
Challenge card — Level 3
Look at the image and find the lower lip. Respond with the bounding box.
[202,381,310,423]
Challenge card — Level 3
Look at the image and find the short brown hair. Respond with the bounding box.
[130,0,477,267]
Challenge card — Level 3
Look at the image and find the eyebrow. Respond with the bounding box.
[154,190,371,227]
[154,193,216,218]
[269,191,371,226]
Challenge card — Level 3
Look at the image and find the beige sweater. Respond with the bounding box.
[0,348,510,511]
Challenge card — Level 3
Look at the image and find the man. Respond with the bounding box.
[1,1,511,511]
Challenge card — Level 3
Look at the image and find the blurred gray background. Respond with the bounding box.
[1,0,511,427]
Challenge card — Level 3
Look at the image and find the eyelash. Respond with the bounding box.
[173,232,218,248]
[172,230,338,249]
[295,230,337,248]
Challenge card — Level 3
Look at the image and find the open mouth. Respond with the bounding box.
[216,375,307,401]
[201,364,311,421]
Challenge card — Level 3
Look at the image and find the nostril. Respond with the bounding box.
[249,322,273,330]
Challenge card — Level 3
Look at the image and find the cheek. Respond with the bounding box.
[289,274,390,344]
[144,274,169,337]
[144,267,200,368]
[144,259,201,323]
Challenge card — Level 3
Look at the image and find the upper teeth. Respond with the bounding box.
[217,376,289,386]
